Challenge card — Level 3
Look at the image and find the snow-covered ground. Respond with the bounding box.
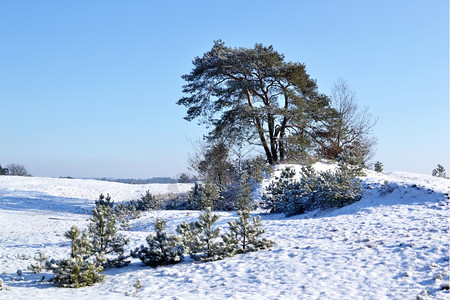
[0,169,449,299]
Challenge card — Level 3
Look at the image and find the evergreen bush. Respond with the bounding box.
[232,173,254,211]
[28,250,48,274]
[131,218,184,267]
[51,226,104,288]
[89,201,129,268]
[374,161,383,173]
[379,181,397,196]
[316,168,362,209]
[136,191,163,211]
[263,167,297,213]
[432,164,446,178]
[178,208,228,261]
[95,193,114,208]
[222,211,273,254]
[263,160,363,216]
[186,179,221,210]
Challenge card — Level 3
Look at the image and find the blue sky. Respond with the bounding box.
[0,1,448,178]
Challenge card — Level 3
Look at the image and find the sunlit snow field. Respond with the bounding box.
[0,166,449,299]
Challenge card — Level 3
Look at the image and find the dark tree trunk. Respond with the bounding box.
[267,113,278,164]
[246,89,274,164]
[279,129,286,161]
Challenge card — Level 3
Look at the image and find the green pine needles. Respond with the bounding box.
[40,194,274,288]
[176,208,274,262]
[131,218,184,267]
[264,158,363,217]
[51,226,105,288]
[181,208,226,261]
[432,164,446,178]
[222,211,274,254]
[132,208,274,268]
[89,202,129,268]
[49,194,130,288]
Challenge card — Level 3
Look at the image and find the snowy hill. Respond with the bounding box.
[0,171,449,299]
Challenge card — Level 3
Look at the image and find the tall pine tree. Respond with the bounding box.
[177,41,335,164]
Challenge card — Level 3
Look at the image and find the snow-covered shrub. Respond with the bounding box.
[161,193,188,210]
[233,176,254,211]
[316,167,362,209]
[374,161,383,172]
[133,279,144,296]
[337,148,366,176]
[263,167,297,213]
[176,220,200,254]
[51,226,105,288]
[0,163,8,175]
[222,211,273,254]
[178,208,228,261]
[114,201,141,222]
[432,164,446,178]
[263,166,321,216]
[89,203,129,268]
[131,218,184,267]
[223,173,255,212]
[28,250,48,274]
[186,180,221,210]
[136,191,163,211]
[263,162,363,216]
[186,183,204,210]
[95,193,114,208]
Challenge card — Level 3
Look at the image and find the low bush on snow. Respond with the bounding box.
[133,208,274,265]
[40,195,130,288]
[23,195,273,288]
[130,218,184,267]
[263,155,363,217]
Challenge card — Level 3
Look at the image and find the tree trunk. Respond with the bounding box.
[246,89,275,164]
[267,113,278,164]
[279,128,286,161]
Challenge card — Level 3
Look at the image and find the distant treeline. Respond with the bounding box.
[94,177,178,184]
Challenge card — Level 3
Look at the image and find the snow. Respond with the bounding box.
[0,170,449,299]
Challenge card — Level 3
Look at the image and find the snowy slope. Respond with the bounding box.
[0,171,449,299]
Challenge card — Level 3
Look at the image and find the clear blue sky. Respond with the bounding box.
[1,0,448,178]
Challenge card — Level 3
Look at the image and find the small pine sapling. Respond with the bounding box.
[201,179,221,210]
[337,148,365,176]
[317,168,362,209]
[233,173,254,212]
[114,201,140,228]
[88,204,129,268]
[176,220,200,254]
[137,191,163,211]
[222,211,273,254]
[188,208,227,261]
[432,164,446,178]
[52,226,104,288]
[28,250,48,274]
[133,279,144,296]
[131,218,184,267]
[96,193,114,208]
[186,183,204,210]
[263,167,296,213]
[281,166,318,216]
[374,161,383,173]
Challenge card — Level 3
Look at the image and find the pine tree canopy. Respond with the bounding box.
[177,40,335,164]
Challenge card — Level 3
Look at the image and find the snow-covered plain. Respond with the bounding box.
[0,168,449,299]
